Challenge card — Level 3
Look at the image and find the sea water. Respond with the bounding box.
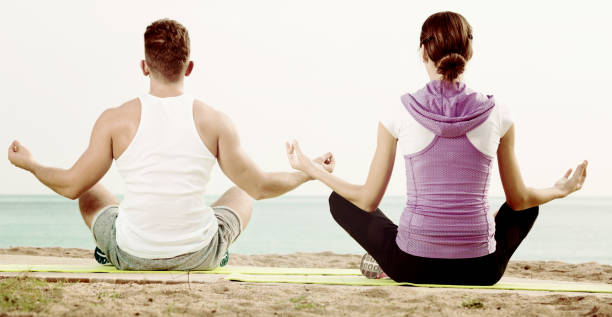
[0,195,610,264]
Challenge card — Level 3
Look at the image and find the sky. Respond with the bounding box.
[1,0,611,197]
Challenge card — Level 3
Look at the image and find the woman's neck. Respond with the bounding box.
[425,59,444,81]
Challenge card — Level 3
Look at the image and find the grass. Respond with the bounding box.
[289,295,320,310]
[167,304,176,315]
[96,291,124,299]
[0,276,63,313]
[461,298,485,309]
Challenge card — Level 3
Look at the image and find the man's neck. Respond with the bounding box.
[149,78,185,98]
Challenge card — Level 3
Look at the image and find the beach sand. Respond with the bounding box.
[1,247,611,316]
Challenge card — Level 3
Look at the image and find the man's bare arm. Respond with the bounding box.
[8,110,115,200]
[213,111,326,200]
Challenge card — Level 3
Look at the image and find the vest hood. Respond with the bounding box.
[401,80,495,137]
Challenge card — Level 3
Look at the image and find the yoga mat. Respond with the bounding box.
[0,264,360,276]
[225,273,612,294]
[4,264,610,293]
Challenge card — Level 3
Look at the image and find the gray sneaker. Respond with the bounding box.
[360,253,388,279]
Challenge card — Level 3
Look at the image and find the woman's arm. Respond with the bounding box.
[497,124,588,210]
[287,123,397,212]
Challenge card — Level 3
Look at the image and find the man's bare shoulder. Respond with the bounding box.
[193,98,234,131]
[94,97,137,119]
[106,98,140,117]
[92,98,140,137]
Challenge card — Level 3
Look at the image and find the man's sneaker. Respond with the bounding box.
[94,247,110,265]
[360,253,387,279]
[219,251,229,267]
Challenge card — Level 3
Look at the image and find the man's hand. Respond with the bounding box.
[8,140,36,171]
[7,107,115,200]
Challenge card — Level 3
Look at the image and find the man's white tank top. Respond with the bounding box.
[114,93,218,259]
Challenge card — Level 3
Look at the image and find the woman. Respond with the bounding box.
[286,11,588,285]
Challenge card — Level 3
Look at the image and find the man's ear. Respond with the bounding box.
[184,61,194,77]
[141,60,150,76]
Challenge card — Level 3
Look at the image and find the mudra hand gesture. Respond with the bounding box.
[286,140,335,177]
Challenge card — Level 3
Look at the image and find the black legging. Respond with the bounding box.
[328,192,539,285]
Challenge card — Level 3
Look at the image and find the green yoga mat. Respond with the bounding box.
[225,273,612,294]
[0,264,360,276]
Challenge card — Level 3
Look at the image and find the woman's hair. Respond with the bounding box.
[420,12,473,82]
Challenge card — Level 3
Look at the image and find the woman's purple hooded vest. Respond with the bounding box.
[395,80,496,259]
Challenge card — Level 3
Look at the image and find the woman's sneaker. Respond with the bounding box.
[94,247,110,265]
[360,253,387,279]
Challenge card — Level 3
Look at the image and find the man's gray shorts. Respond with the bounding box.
[91,206,242,271]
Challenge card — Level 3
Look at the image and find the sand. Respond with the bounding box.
[1,247,611,316]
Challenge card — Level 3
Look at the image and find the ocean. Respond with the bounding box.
[0,195,610,264]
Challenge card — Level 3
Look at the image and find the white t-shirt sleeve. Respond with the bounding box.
[379,103,405,139]
[380,102,436,155]
[465,99,515,158]
[498,102,514,136]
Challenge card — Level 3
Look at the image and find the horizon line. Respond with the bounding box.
[0,193,610,199]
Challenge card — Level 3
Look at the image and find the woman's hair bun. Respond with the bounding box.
[436,53,466,82]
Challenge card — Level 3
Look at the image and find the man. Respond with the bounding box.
[7,19,333,270]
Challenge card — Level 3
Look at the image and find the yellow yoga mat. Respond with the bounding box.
[2,264,610,293]
[225,273,612,294]
[0,264,360,276]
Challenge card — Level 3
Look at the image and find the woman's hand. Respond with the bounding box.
[554,160,588,198]
[286,140,334,178]
[8,140,36,171]
[313,152,335,173]
[284,124,396,212]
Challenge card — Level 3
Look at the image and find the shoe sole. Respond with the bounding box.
[360,253,386,279]
[94,247,109,265]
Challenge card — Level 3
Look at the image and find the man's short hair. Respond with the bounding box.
[144,19,190,82]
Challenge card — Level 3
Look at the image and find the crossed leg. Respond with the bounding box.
[78,183,120,229]
[211,186,253,230]
[79,184,252,231]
